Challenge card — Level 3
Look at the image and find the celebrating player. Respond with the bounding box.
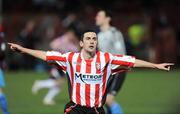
[8,31,173,114]
[96,9,126,114]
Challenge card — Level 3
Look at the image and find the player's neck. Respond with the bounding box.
[81,49,95,60]
[100,23,110,32]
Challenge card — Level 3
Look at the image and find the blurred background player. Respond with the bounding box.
[32,68,65,105]
[0,22,10,114]
[32,28,80,105]
[16,20,38,69]
[95,9,126,114]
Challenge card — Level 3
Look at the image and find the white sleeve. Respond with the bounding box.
[46,51,69,71]
[110,54,135,74]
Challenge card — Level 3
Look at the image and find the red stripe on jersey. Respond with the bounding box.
[111,60,134,67]
[76,54,82,72]
[76,83,81,105]
[96,51,101,74]
[85,60,92,74]
[68,52,75,100]
[113,54,123,57]
[75,54,82,105]
[85,84,91,107]
[102,53,110,96]
[47,56,66,62]
[94,84,100,107]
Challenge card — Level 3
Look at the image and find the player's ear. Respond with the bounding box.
[107,17,111,22]
[80,40,83,48]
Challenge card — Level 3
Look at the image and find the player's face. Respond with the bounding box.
[80,32,98,53]
[95,11,107,26]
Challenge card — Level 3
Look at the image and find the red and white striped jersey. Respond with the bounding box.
[46,51,135,107]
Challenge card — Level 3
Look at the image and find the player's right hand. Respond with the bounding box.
[8,43,24,53]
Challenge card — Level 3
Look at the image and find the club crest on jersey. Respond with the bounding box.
[96,63,101,70]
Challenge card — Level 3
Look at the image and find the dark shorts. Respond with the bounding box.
[107,72,127,96]
[64,101,105,114]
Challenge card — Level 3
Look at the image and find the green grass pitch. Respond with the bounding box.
[3,69,180,114]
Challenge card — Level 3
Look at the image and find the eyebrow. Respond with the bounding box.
[85,37,97,39]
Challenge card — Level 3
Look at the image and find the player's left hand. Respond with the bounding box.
[155,63,174,71]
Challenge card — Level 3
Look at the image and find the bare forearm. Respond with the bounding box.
[21,47,46,61]
[134,59,156,68]
[134,59,174,71]
[8,43,47,61]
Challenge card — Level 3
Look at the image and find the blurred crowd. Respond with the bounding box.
[2,0,180,70]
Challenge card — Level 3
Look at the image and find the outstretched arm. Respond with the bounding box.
[8,43,46,61]
[134,59,174,71]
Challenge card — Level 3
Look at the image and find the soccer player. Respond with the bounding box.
[95,10,126,114]
[8,31,173,114]
[32,67,65,105]
[0,24,10,114]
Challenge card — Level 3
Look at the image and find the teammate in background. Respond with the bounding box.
[95,10,126,114]
[8,31,173,114]
[0,24,10,114]
[32,29,80,105]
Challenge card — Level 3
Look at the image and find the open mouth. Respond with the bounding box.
[89,46,94,49]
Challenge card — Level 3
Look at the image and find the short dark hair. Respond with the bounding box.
[80,29,97,41]
[100,9,112,18]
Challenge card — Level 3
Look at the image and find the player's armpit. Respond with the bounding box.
[111,65,130,74]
